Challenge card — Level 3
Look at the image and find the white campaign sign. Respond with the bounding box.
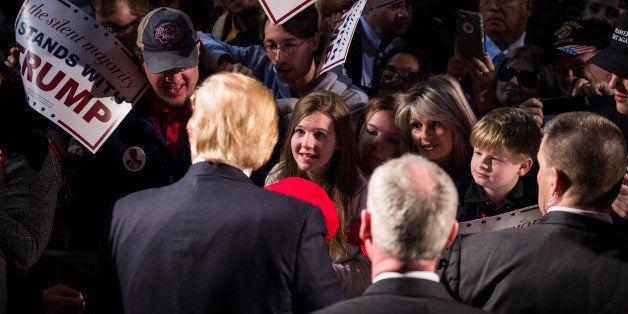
[14,0,148,153]
[319,0,366,74]
[436,205,543,275]
[259,0,317,24]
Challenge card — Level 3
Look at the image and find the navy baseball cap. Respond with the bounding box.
[554,19,612,56]
[136,7,198,74]
[590,13,628,76]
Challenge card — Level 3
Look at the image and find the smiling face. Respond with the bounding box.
[471,146,529,199]
[496,59,540,107]
[609,74,628,114]
[291,111,338,181]
[143,61,199,107]
[360,110,401,173]
[409,115,454,167]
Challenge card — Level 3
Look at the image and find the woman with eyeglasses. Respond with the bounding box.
[377,44,430,95]
[465,45,548,125]
[494,46,544,107]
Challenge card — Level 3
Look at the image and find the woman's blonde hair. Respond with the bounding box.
[394,74,477,181]
[188,73,278,170]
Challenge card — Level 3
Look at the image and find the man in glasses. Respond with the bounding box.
[93,0,150,51]
[198,5,367,123]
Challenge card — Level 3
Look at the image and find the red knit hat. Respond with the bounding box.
[265,177,339,242]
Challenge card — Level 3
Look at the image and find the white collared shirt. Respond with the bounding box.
[547,205,613,224]
[485,32,526,60]
[372,271,440,284]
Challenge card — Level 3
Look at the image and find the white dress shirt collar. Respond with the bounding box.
[372,271,440,284]
[547,205,613,224]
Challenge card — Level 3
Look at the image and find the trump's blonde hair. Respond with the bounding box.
[187,73,278,170]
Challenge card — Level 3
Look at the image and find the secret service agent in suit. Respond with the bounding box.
[442,112,628,313]
[314,154,486,314]
[107,72,343,313]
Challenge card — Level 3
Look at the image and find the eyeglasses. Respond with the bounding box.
[263,40,306,54]
[381,70,420,83]
[479,0,518,5]
[105,15,143,34]
[497,66,540,88]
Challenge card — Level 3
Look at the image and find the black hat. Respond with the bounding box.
[589,13,628,76]
[136,7,198,74]
[554,19,612,56]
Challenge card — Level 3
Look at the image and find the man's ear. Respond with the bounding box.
[443,221,459,250]
[551,167,570,196]
[517,157,534,176]
[311,32,321,52]
[359,209,371,242]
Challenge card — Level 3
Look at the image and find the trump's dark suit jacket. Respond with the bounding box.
[313,277,486,313]
[108,162,343,313]
[442,211,628,314]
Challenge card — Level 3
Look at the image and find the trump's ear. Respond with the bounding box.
[359,209,371,242]
[443,221,459,250]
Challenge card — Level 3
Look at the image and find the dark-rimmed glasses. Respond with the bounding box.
[497,66,541,88]
[381,70,420,84]
[262,40,306,54]
[105,15,143,34]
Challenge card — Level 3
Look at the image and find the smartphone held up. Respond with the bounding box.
[456,10,485,60]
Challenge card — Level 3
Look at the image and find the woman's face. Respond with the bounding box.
[409,115,454,167]
[291,111,338,181]
[360,110,400,173]
[379,52,422,93]
[496,59,541,107]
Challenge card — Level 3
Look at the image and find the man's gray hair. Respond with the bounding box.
[368,154,458,265]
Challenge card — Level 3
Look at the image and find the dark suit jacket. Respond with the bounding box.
[344,22,404,96]
[69,97,191,247]
[443,211,628,314]
[313,277,486,313]
[108,162,343,313]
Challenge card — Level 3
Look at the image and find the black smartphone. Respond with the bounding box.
[455,10,485,60]
[541,96,586,115]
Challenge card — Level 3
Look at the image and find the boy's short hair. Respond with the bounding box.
[471,107,541,161]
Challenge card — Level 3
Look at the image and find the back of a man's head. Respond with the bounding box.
[368,154,458,266]
[543,112,627,209]
[187,73,278,171]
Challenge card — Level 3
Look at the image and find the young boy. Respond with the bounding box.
[456,107,541,221]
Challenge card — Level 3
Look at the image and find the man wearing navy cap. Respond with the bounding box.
[68,7,201,249]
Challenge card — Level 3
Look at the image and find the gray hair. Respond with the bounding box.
[368,154,458,265]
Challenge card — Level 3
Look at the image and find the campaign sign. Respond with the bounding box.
[259,0,317,25]
[319,0,366,74]
[14,0,148,153]
[435,205,542,275]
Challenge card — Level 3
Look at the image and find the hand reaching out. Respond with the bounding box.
[43,284,85,314]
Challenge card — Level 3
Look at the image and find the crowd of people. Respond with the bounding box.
[1,0,628,313]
